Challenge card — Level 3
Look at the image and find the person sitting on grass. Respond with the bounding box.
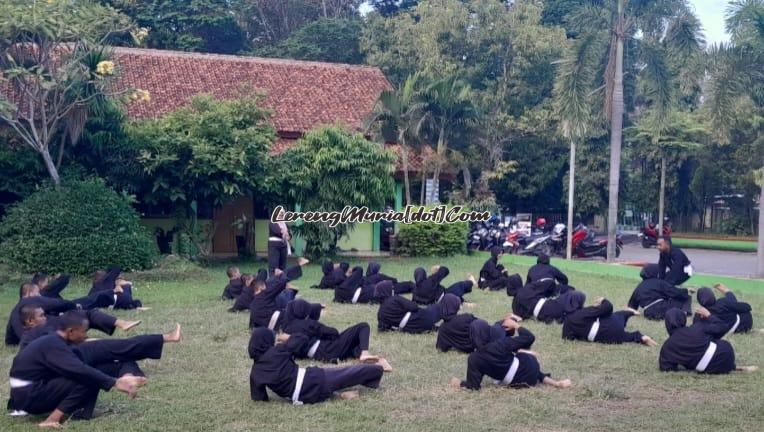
[248,328,384,404]
[230,271,266,312]
[279,299,392,371]
[89,267,144,310]
[312,261,348,290]
[511,279,580,324]
[249,258,309,330]
[436,294,522,353]
[221,266,244,300]
[7,311,150,429]
[524,253,569,296]
[692,284,753,335]
[412,266,476,305]
[659,308,757,375]
[479,247,523,295]
[31,273,70,300]
[657,237,693,286]
[562,294,657,346]
[628,264,692,320]
[449,318,572,391]
[376,281,446,334]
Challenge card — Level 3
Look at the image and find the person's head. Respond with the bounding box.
[92,269,107,284]
[20,305,46,329]
[285,299,312,321]
[227,266,241,280]
[56,311,90,344]
[255,269,268,283]
[563,291,587,314]
[696,287,717,308]
[413,267,427,284]
[31,273,49,289]
[664,308,687,335]
[537,253,550,265]
[248,327,275,361]
[640,263,661,280]
[490,246,503,259]
[366,262,381,277]
[507,274,523,295]
[469,319,492,350]
[438,294,461,321]
[321,261,334,275]
[373,280,395,302]
[657,237,672,254]
[20,283,40,299]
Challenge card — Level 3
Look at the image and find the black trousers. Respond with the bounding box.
[268,240,287,275]
[445,281,473,300]
[323,364,384,393]
[317,323,371,362]
[77,334,165,374]
[393,281,415,295]
[73,291,115,310]
[10,379,101,418]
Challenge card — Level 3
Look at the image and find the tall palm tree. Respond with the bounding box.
[365,73,428,206]
[421,75,478,204]
[554,0,702,261]
[705,0,764,277]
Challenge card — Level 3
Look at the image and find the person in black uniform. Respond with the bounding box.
[524,254,569,297]
[562,294,657,346]
[693,284,753,335]
[628,264,692,320]
[7,312,148,428]
[31,273,70,299]
[248,328,384,404]
[221,266,244,300]
[267,212,291,275]
[249,259,308,330]
[657,237,693,286]
[479,247,523,295]
[412,266,475,305]
[511,280,580,323]
[376,281,444,334]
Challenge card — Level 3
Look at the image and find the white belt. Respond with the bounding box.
[268,237,284,242]
[437,292,445,303]
[643,298,664,310]
[695,342,717,372]
[307,340,321,359]
[9,378,32,389]
[269,237,292,255]
[267,311,281,331]
[683,264,693,276]
[537,278,554,283]
[398,312,412,330]
[292,368,306,405]
[587,319,600,342]
[351,288,362,304]
[533,298,547,318]
[725,314,741,338]
[494,356,520,385]
[108,293,118,310]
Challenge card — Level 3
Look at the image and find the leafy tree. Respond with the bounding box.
[253,18,364,63]
[0,0,136,186]
[370,0,420,16]
[279,126,396,258]
[103,0,247,53]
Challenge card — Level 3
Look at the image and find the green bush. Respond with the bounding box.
[394,211,469,257]
[0,179,157,274]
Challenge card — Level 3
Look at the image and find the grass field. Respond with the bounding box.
[1,254,763,432]
[671,238,758,253]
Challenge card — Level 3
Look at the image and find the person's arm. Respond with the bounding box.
[36,297,78,314]
[552,266,569,285]
[282,334,311,354]
[433,266,450,285]
[627,288,641,310]
[317,323,339,340]
[722,292,752,313]
[658,254,668,280]
[395,296,421,313]
[44,343,117,390]
[700,316,730,339]
[250,373,269,401]
[526,267,534,284]
[284,265,303,282]
[264,274,289,301]
[507,327,536,351]
[579,300,614,320]
[661,282,689,301]
[659,352,679,372]
[484,260,502,279]
[44,275,70,297]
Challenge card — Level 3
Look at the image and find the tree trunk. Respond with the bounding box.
[606,2,625,262]
[567,140,576,260]
[658,156,666,235]
[758,162,764,277]
[430,125,446,204]
[462,162,472,200]
[56,133,66,169]
[400,140,412,206]
[420,168,426,205]
[40,148,61,187]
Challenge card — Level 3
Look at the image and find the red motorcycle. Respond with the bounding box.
[571,224,622,258]
[639,220,671,248]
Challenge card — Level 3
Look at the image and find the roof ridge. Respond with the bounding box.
[111,46,384,73]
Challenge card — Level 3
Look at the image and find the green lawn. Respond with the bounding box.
[672,238,758,253]
[1,254,762,432]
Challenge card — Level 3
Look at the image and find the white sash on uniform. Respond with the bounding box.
[587,319,600,342]
[269,236,292,256]
[9,378,32,389]
[695,342,717,372]
[267,311,281,331]
[351,288,362,304]
[493,356,520,385]
[725,314,741,338]
[398,312,412,330]
[683,264,693,276]
[307,340,321,359]
[292,368,307,405]
[533,298,547,318]
[643,298,664,311]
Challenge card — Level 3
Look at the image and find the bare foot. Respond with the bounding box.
[517,349,538,357]
[556,379,572,389]
[85,338,101,342]
[38,421,64,429]
[116,319,142,332]
[163,324,182,343]
[297,257,310,266]
[136,307,151,311]
[339,390,359,400]
[737,365,758,373]
[509,314,523,322]
[468,274,477,287]
[462,302,477,308]
[641,335,658,347]
[359,351,380,364]
[376,357,393,372]
[624,307,640,316]
[449,377,462,389]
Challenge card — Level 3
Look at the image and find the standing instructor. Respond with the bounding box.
[268,209,292,276]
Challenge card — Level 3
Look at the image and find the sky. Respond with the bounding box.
[360,1,732,45]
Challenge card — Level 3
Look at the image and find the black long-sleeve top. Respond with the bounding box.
[377,296,436,333]
[658,246,691,285]
[41,275,70,299]
[627,279,689,309]
[222,279,244,300]
[412,266,450,305]
[659,322,732,372]
[436,313,478,353]
[5,297,78,346]
[526,263,568,285]
[460,327,536,390]
[562,300,641,344]
[334,267,373,303]
[479,257,505,283]
[249,265,302,328]
[89,266,121,295]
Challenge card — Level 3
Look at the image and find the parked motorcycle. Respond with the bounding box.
[571,224,623,258]
[638,219,671,248]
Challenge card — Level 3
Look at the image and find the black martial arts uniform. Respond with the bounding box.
[479,247,523,296]
[436,294,477,353]
[412,266,472,305]
[249,265,302,330]
[5,297,79,346]
[222,278,245,300]
[694,288,753,335]
[88,266,142,309]
[7,334,118,419]
[363,261,415,295]
[562,297,644,344]
[334,266,375,304]
[659,309,736,374]
[40,275,70,299]
[469,319,512,350]
[282,318,372,363]
[283,299,323,325]
[267,222,288,275]
[628,266,691,320]
[525,254,569,297]
[459,327,550,390]
[376,281,442,333]
[659,245,692,286]
[248,329,383,404]
[230,270,268,312]
[18,310,120,350]
[511,282,579,323]
[313,261,348,289]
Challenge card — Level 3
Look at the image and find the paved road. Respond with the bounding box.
[618,242,758,278]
